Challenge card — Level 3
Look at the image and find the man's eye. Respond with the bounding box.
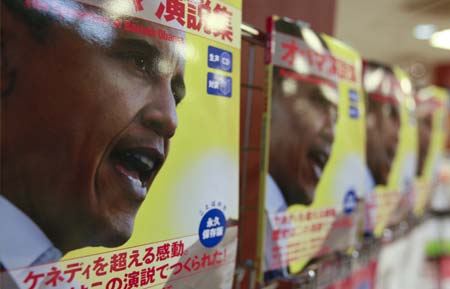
[133,56,149,73]
[171,74,186,105]
[116,52,156,78]
[130,54,155,76]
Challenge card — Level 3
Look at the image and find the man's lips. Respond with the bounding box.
[307,147,331,182]
[109,147,164,201]
[386,147,397,168]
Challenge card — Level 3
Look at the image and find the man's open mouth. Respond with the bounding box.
[307,148,330,181]
[386,147,397,168]
[110,148,163,199]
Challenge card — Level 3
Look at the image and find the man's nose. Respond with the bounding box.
[321,107,336,143]
[390,117,401,146]
[140,82,178,139]
[392,123,400,142]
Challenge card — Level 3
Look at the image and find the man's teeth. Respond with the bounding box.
[124,152,155,170]
[318,154,326,165]
[127,174,149,191]
[324,145,331,156]
[313,164,323,179]
[135,154,155,170]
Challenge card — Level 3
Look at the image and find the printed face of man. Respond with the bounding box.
[417,111,432,176]
[269,69,338,206]
[364,68,401,186]
[366,101,400,185]
[1,3,185,252]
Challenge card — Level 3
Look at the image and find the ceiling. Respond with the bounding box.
[335,0,450,87]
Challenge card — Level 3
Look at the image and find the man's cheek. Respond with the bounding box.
[301,108,324,133]
[95,107,135,140]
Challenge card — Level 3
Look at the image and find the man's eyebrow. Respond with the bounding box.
[113,38,161,59]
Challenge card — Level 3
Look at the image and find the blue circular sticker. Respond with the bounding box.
[198,208,226,248]
[219,78,232,96]
[343,189,357,215]
[220,51,232,71]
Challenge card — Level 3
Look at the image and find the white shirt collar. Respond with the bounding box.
[264,175,289,275]
[265,174,287,213]
[0,195,56,270]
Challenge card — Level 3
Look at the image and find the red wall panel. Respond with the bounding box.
[243,0,336,35]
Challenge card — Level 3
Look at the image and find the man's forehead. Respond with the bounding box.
[114,18,186,60]
[280,76,339,106]
[85,3,187,59]
[79,0,186,29]
[364,69,402,106]
[23,0,186,57]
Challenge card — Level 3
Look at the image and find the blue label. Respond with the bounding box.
[199,208,227,248]
[207,72,232,97]
[208,46,232,72]
[349,89,359,102]
[343,189,357,215]
[349,105,359,119]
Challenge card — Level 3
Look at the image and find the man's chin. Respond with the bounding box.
[109,232,133,248]
[302,189,315,206]
[284,186,315,206]
[374,170,389,186]
[89,220,135,248]
[92,232,132,249]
